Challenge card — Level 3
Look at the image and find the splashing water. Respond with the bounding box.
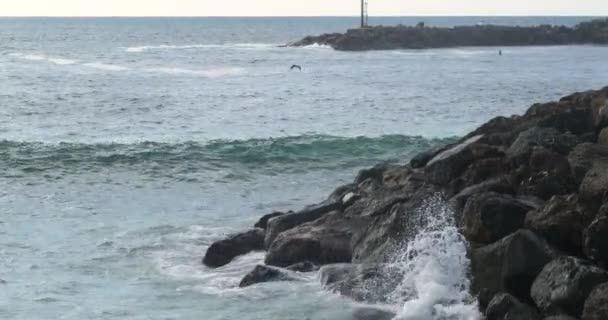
[389,195,480,320]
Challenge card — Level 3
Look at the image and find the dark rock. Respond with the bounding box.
[239,265,299,288]
[457,157,509,190]
[355,164,392,184]
[265,211,368,267]
[462,192,536,243]
[449,177,517,211]
[203,228,265,268]
[254,211,286,229]
[425,135,484,185]
[544,316,579,320]
[583,217,608,266]
[526,195,592,255]
[531,256,608,317]
[598,128,608,145]
[319,263,402,303]
[579,167,608,210]
[507,127,580,166]
[352,307,396,320]
[485,293,541,320]
[410,145,447,168]
[285,261,319,273]
[581,282,608,320]
[327,184,356,203]
[264,200,342,248]
[568,143,608,186]
[471,230,558,308]
[519,147,575,200]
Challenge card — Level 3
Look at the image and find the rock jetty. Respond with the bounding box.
[288,19,608,51]
[204,86,608,320]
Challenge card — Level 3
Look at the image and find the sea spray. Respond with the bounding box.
[388,195,480,320]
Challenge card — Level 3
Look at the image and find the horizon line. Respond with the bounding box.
[0,15,605,18]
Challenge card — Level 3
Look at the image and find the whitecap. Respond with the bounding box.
[302,43,332,49]
[9,53,77,65]
[82,62,129,71]
[125,43,276,53]
[146,66,243,78]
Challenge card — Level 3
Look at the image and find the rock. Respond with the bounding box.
[531,256,608,317]
[319,263,401,303]
[285,261,319,273]
[410,145,447,168]
[544,316,579,320]
[203,228,265,268]
[352,307,396,320]
[265,211,368,267]
[471,230,558,307]
[597,128,608,144]
[526,195,592,255]
[520,147,575,200]
[581,282,608,320]
[568,143,608,185]
[485,293,541,320]
[583,217,608,266]
[507,127,580,166]
[425,135,484,185]
[239,265,299,288]
[579,166,608,210]
[449,177,517,211]
[264,200,342,248]
[462,192,536,243]
[254,211,286,229]
[355,164,392,184]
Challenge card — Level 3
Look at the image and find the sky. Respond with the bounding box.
[1,0,607,17]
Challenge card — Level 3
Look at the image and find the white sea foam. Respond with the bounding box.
[82,62,129,71]
[303,43,331,49]
[146,66,243,78]
[10,53,77,65]
[125,43,276,52]
[388,195,480,320]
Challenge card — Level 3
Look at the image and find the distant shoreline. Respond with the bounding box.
[288,18,608,51]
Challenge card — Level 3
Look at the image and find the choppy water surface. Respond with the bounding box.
[1,17,608,320]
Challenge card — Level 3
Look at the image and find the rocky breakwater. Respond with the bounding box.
[288,19,608,51]
[203,86,608,320]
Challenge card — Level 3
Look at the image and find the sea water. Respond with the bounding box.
[1,16,608,320]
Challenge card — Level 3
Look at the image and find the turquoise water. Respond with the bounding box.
[1,17,608,320]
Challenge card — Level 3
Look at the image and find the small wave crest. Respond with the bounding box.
[125,43,277,53]
[9,53,77,65]
[82,62,130,71]
[0,135,453,177]
[146,66,243,78]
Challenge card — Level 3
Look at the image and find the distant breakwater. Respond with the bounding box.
[288,18,608,51]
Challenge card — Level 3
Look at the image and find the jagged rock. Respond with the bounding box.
[319,263,401,303]
[449,177,516,211]
[568,143,608,185]
[425,135,484,185]
[531,257,608,317]
[265,211,368,267]
[203,228,265,268]
[526,194,592,255]
[254,211,286,229]
[507,127,580,166]
[462,192,536,243]
[285,261,319,273]
[264,200,342,248]
[239,265,299,288]
[471,230,558,308]
[597,128,608,144]
[583,217,608,266]
[352,307,396,320]
[485,293,541,320]
[581,282,608,320]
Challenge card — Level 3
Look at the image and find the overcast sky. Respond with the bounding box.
[2,0,607,17]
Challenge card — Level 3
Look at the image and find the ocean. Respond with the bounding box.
[1,16,607,320]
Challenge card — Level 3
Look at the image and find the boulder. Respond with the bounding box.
[526,195,592,255]
[583,217,608,266]
[449,177,516,211]
[425,135,484,185]
[507,127,580,166]
[355,164,392,184]
[264,200,342,248]
[352,307,396,320]
[319,263,401,303]
[520,147,575,200]
[568,143,608,186]
[581,282,608,320]
[597,128,608,145]
[462,192,536,243]
[471,230,558,307]
[531,256,608,317]
[485,293,541,320]
[254,211,286,229]
[410,145,446,168]
[265,211,369,267]
[544,316,579,320]
[202,228,265,268]
[579,166,608,210]
[239,265,299,288]
[285,261,319,273]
